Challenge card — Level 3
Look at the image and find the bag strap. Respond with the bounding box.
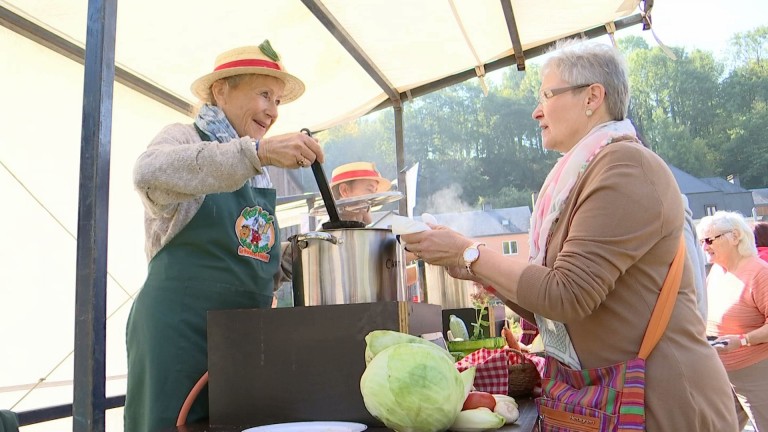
[638,237,686,360]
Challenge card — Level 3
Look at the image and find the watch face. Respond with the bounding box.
[463,248,480,262]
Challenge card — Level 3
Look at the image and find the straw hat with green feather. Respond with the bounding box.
[191,40,305,104]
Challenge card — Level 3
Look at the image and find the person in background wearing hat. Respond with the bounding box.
[126,40,322,431]
[329,161,391,224]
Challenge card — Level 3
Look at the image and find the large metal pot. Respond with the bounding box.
[291,228,406,306]
[423,264,473,309]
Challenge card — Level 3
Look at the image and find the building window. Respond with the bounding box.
[502,240,518,256]
[705,205,717,216]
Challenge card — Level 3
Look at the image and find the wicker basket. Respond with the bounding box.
[507,349,541,397]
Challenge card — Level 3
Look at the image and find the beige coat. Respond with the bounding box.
[515,139,738,431]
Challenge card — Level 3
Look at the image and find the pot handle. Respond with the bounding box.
[296,231,339,245]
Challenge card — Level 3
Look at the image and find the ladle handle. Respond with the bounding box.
[311,161,341,222]
[301,128,341,223]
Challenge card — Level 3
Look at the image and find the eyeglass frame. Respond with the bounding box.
[700,232,731,246]
[538,83,593,106]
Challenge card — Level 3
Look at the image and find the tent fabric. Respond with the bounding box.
[2,0,640,135]
[0,0,643,425]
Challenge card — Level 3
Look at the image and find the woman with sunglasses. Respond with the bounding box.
[698,211,768,431]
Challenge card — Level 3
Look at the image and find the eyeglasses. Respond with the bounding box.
[700,232,730,246]
[538,84,592,106]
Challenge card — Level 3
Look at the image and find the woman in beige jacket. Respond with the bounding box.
[402,40,738,431]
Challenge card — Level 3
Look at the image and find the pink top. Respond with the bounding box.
[707,256,768,370]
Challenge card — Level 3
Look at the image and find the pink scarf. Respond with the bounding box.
[529,119,638,265]
[528,119,638,369]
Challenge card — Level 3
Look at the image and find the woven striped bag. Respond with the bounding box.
[535,239,685,432]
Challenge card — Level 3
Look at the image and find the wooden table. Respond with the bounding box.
[168,396,538,432]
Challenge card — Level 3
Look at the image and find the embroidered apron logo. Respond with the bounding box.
[234,206,275,262]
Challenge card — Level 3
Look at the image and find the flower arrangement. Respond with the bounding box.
[469,288,493,340]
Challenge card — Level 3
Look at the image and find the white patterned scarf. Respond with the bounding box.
[529,119,638,369]
[194,103,272,189]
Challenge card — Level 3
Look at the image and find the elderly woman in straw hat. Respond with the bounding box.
[329,161,391,224]
[126,40,321,431]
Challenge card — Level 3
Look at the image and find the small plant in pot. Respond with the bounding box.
[447,286,505,355]
[469,288,492,340]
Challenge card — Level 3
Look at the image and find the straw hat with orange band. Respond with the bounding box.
[329,162,392,195]
[191,40,305,104]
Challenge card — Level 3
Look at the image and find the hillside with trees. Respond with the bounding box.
[316,27,768,214]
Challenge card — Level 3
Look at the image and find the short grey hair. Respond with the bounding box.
[696,211,757,257]
[542,39,630,120]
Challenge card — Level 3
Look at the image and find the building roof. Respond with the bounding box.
[421,206,531,237]
[699,177,751,193]
[667,165,718,194]
[752,188,768,205]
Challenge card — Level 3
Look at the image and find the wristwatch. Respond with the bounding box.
[462,242,486,276]
[740,335,750,347]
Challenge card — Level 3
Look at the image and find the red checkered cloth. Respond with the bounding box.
[455,348,547,396]
[455,348,510,394]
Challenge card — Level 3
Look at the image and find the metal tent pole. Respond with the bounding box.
[72,0,117,430]
[394,101,407,216]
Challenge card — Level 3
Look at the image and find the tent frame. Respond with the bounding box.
[0,0,650,430]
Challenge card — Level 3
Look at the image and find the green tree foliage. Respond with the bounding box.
[625,45,722,173]
[318,26,768,210]
[717,26,768,188]
[317,117,398,182]
[729,26,768,70]
[720,101,768,187]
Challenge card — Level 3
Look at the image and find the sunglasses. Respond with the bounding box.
[700,232,730,246]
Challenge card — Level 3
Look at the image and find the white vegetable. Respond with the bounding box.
[491,394,518,408]
[492,398,519,424]
[449,407,505,431]
[360,335,476,432]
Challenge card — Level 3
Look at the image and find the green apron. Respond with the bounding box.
[125,175,279,431]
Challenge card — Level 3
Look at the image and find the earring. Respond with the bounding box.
[586,108,593,117]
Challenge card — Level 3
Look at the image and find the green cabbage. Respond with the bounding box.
[360,332,475,432]
[364,329,454,365]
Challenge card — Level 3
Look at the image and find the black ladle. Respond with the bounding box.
[300,128,365,230]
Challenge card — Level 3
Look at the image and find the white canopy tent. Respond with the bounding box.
[0,0,650,430]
